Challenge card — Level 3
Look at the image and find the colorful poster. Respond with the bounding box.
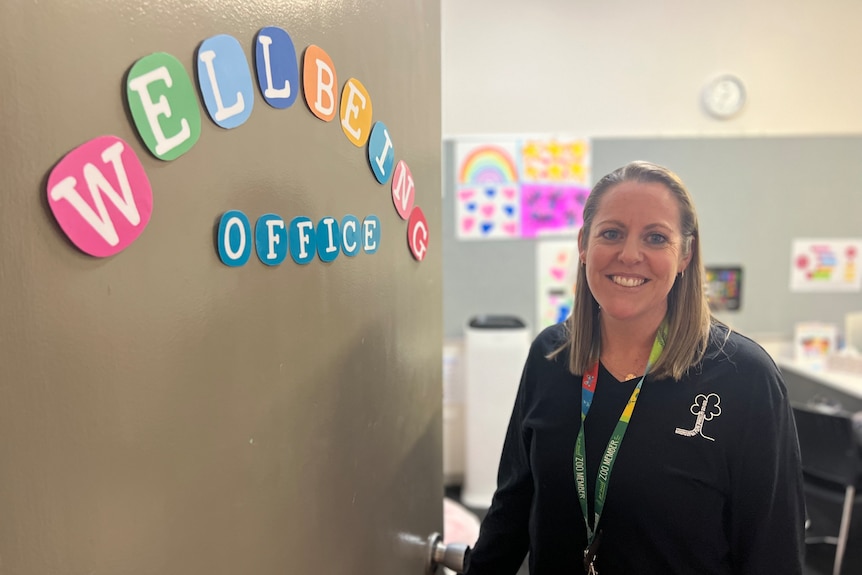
[520,183,587,237]
[790,239,861,292]
[455,141,520,240]
[794,322,839,368]
[536,239,579,332]
[520,139,590,184]
[705,266,743,311]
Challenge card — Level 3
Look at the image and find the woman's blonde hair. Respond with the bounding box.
[555,160,712,380]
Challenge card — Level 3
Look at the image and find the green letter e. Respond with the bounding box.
[126,52,201,161]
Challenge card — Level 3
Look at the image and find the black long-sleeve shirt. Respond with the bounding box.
[465,323,805,575]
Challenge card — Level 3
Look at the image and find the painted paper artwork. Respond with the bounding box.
[790,238,861,292]
[520,183,587,237]
[794,322,839,368]
[453,137,591,241]
[536,239,579,332]
[521,139,591,184]
[704,266,742,311]
[455,141,520,240]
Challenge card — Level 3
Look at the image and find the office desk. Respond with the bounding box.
[778,358,862,413]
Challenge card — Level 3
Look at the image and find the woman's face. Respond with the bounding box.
[578,180,691,327]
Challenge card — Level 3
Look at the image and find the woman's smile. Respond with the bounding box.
[609,275,648,288]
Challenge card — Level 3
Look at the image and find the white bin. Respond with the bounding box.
[461,316,530,509]
[443,338,466,485]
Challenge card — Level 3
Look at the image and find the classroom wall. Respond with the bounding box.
[440,0,862,341]
[441,0,862,137]
[442,136,862,339]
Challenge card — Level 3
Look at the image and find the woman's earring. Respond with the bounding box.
[679,270,685,278]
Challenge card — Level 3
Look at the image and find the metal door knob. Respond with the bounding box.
[426,532,471,574]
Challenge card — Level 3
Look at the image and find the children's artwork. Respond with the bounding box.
[704,266,742,311]
[790,239,861,292]
[520,183,588,237]
[536,239,579,332]
[794,322,838,369]
[520,139,591,184]
[453,137,591,241]
[455,141,520,240]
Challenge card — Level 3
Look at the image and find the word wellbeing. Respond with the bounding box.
[45,25,428,263]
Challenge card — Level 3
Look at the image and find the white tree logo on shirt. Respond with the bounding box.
[674,393,722,442]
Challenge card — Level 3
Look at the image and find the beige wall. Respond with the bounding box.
[442,0,862,136]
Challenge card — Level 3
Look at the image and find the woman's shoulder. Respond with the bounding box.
[531,322,570,357]
[704,323,778,371]
[699,323,788,401]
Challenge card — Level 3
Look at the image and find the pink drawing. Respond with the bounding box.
[47,135,153,257]
[481,204,495,217]
[520,183,588,238]
[502,222,518,235]
[459,189,476,201]
[462,218,476,232]
[550,267,565,281]
[502,187,516,199]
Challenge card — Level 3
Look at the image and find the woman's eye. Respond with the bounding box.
[646,233,668,245]
[600,229,621,240]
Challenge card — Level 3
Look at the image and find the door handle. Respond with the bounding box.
[426,532,471,574]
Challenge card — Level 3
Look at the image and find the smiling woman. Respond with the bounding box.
[464,161,806,575]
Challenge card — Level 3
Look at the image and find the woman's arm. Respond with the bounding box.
[728,359,806,574]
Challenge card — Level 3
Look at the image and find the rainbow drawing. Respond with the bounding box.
[458,145,519,184]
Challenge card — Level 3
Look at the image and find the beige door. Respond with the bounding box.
[0,1,442,574]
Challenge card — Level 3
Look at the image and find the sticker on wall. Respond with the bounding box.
[289,216,317,264]
[302,45,337,122]
[340,78,373,147]
[46,28,429,268]
[520,139,591,184]
[218,210,252,266]
[255,214,288,266]
[47,136,153,257]
[197,34,255,129]
[368,122,394,184]
[362,215,381,254]
[126,52,202,161]
[536,240,579,330]
[316,217,342,262]
[407,206,429,262]
[520,183,587,237]
[455,141,520,240]
[790,238,861,292]
[705,266,743,311]
[341,215,361,257]
[254,27,299,109]
[391,160,415,220]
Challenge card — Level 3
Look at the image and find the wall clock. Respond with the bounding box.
[702,74,746,119]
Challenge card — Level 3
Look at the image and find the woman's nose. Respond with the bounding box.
[618,237,643,264]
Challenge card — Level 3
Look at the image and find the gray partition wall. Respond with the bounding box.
[443,136,862,339]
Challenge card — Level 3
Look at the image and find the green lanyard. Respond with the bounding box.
[574,327,666,545]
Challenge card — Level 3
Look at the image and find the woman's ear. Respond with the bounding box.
[679,236,694,273]
[577,228,586,265]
